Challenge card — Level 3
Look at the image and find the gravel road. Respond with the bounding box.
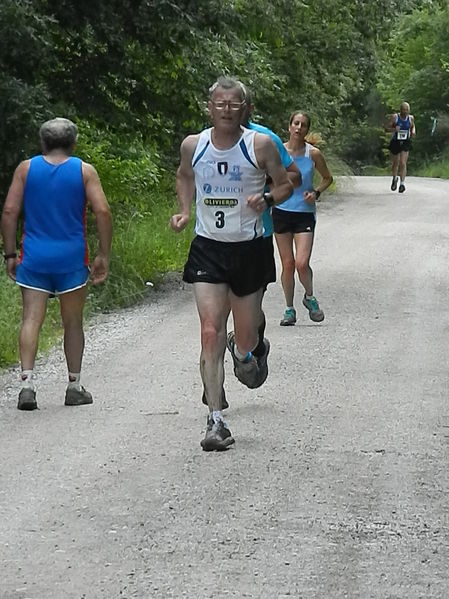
[1,176,449,599]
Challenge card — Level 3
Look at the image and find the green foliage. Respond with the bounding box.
[74,121,162,219]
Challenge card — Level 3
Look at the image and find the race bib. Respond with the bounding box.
[397,129,409,141]
[199,197,242,236]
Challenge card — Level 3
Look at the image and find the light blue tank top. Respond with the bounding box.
[248,122,294,237]
[276,143,315,214]
[21,156,88,273]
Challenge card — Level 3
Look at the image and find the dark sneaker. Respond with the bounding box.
[200,415,235,451]
[254,337,270,388]
[398,183,405,193]
[391,176,398,191]
[64,386,93,406]
[226,331,259,389]
[302,294,325,322]
[17,388,38,411]
[202,388,229,410]
[280,307,297,326]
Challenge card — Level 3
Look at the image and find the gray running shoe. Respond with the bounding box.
[280,307,297,326]
[391,176,398,191]
[254,337,270,388]
[200,415,235,451]
[398,183,405,193]
[18,388,38,411]
[226,332,259,388]
[202,388,229,410]
[302,294,325,322]
[226,331,270,389]
[64,386,93,406]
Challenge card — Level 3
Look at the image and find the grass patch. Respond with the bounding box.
[0,270,63,368]
[87,202,194,313]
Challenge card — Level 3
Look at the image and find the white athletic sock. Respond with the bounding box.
[400,177,405,183]
[212,410,223,423]
[67,372,81,390]
[234,345,251,362]
[286,306,294,311]
[21,370,34,390]
[305,293,314,300]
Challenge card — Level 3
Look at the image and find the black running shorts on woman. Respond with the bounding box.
[272,208,316,234]
[183,235,275,297]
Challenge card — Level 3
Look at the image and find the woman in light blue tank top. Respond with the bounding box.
[273,111,333,326]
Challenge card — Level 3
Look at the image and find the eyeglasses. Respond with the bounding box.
[211,100,245,111]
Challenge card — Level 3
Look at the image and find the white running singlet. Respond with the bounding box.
[192,127,267,242]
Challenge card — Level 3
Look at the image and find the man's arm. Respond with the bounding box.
[410,115,416,137]
[384,114,397,133]
[1,161,29,280]
[286,161,301,189]
[82,162,112,285]
[255,134,293,204]
[170,135,198,233]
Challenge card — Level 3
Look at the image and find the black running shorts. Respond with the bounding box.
[272,208,316,235]
[183,235,275,297]
[389,138,412,155]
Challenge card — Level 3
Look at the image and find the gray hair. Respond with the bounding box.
[208,76,246,102]
[39,118,78,152]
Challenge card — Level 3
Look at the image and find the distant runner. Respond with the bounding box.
[385,102,416,193]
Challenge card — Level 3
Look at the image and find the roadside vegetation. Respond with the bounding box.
[1,0,448,368]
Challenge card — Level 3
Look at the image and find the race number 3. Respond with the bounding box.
[215,210,225,228]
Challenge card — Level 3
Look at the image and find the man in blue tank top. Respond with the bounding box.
[1,118,112,411]
[385,101,416,193]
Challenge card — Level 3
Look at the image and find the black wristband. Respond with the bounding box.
[263,192,274,208]
[314,189,321,200]
[3,252,17,261]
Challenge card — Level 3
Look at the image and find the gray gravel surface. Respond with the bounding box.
[1,176,449,599]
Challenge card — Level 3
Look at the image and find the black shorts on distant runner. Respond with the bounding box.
[389,138,412,155]
[183,235,275,297]
[272,208,316,235]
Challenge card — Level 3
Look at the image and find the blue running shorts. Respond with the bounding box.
[16,265,89,295]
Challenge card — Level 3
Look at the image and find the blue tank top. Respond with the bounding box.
[276,143,315,214]
[21,156,88,273]
[393,114,411,141]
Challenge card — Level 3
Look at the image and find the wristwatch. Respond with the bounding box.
[314,189,321,200]
[263,192,275,208]
[3,252,17,261]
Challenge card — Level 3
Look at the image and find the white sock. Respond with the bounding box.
[212,410,223,423]
[234,345,251,362]
[67,372,81,390]
[305,293,314,300]
[286,306,294,311]
[21,370,34,390]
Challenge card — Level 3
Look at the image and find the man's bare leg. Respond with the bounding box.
[194,282,230,412]
[59,285,92,405]
[17,288,48,409]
